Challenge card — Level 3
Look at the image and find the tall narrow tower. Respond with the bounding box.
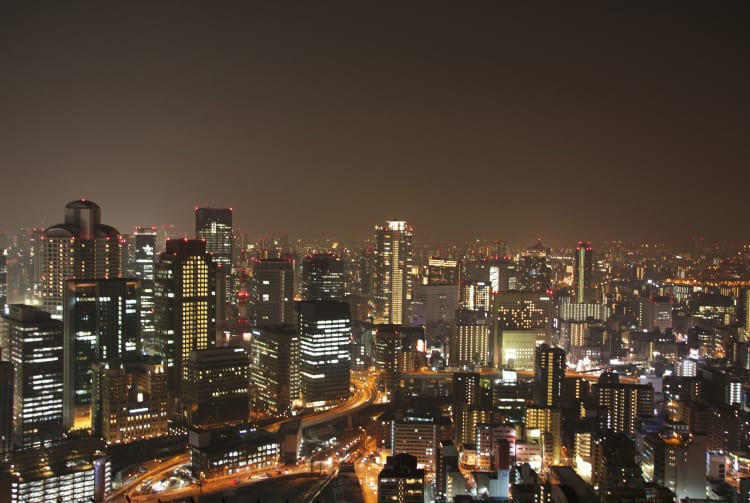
[195,207,233,316]
[533,343,566,407]
[374,220,413,325]
[574,241,594,303]
[154,239,216,396]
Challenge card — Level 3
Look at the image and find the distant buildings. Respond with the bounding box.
[574,241,595,303]
[195,207,234,316]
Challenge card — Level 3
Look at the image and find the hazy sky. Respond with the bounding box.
[1,4,748,246]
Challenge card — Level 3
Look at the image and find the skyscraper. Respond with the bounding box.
[533,343,566,407]
[154,239,216,398]
[63,278,140,429]
[301,252,344,302]
[195,207,234,315]
[574,241,594,303]
[374,220,413,325]
[299,301,351,407]
[251,258,294,327]
[38,200,121,319]
[2,305,64,448]
[517,239,550,292]
[134,227,157,352]
[250,325,300,417]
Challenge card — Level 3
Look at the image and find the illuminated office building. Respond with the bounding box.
[250,325,299,416]
[182,347,249,427]
[63,278,140,430]
[0,437,110,503]
[154,239,216,397]
[492,291,552,347]
[451,309,490,367]
[594,372,654,435]
[195,207,234,314]
[301,252,344,301]
[2,305,63,448]
[377,453,425,503]
[517,239,550,292]
[299,301,351,408]
[374,220,413,325]
[251,258,294,327]
[133,227,157,351]
[38,200,121,320]
[574,241,595,303]
[91,355,168,444]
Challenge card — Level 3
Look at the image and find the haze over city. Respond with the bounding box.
[2,4,749,244]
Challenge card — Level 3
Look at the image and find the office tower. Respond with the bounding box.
[299,301,351,407]
[251,258,294,327]
[462,281,493,312]
[2,305,63,448]
[134,227,157,351]
[391,410,439,473]
[533,344,566,407]
[0,361,12,453]
[594,372,654,435]
[574,241,595,303]
[450,309,490,367]
[425,257,460,286]
[154,239,216,396]
[453,372,489,446]
[195,207,234,315]
[377,453,425,503]
[182,347,249,427]
[493,291,553,350]
[301,252,344,301]
[38,199,121,319]
[638,295,673,333]
[374,325,402,393]
[91,355,168,444]
[62,278,140,429]
[517,239,550,292]
[0,249,6,315]
[412,283,459,325]
[250,325,300,416]
[374,220,414,325]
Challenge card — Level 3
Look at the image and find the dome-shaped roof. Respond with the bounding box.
[65,199,100,210]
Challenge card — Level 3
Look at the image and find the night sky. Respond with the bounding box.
[1,4,748,246]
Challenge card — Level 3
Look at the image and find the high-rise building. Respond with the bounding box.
[2,305,64,448]
[594,372,654,434]
[493,290,553,352]
[249,325,300,417]
[299,301,351,407]
[574,241,595,303]
[251,258,294,327]
[377,453,425,503]
[182,347,249,427]
[533,343,566,407]
[154,239,216,397]
[0,248,7,315]
[63,278,140,429]
[195,207,234,315]
[0,361,12,453]
[134,227,157,352]
[638,295,673,333]
[450,309,491,367]
[517,239,550,292]
[374,220,413,325]
[38,200,121,319]
[301,252,344,301]
[91,354,168,444]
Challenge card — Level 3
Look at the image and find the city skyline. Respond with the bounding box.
[1,5,749,244]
